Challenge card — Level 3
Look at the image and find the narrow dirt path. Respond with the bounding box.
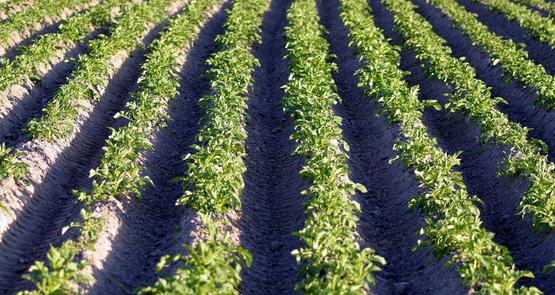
[236,0,306,293]
[86,5,230,294]
[369,0,555,292]
[320,0,467,294]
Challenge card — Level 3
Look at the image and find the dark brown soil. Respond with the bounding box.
[236,0,306,293]
[0,0,553,294]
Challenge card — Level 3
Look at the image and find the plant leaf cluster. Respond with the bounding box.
[0,0,135,93]
[0,143,28,182]
[176,0,268,213]
[0,0,34,21]
[148,0,270,293]
[17,0,194,292]
[80,0,222,204]
[138,214,252,294]
[0,0,134,182]
[513,0,555,16]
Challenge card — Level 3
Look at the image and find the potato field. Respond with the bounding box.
[0,0,553,293]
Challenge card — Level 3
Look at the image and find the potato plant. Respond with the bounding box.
[17,0,199,292]
[176,0,269,213]
[513,0,555,16]
[26,0,179,141]
[0,0,136,92]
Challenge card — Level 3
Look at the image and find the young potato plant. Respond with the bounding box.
[138,214,252,295]
[479,0,555,49]
[0,0,92,55]
[18,0,194,292]
[0,143,28,183]
[384,0,555,230]
[428,0,555,109]
[0,0,136,182]
[284,0,385,292]
[143,1,269,293]
[340,0,539,293]
[17,208,103,295]
[0,0,136,93]
[18,241,90,295]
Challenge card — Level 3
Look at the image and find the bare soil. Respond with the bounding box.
[0,0,553,294]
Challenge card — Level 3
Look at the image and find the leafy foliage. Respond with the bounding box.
[0,0,135,93]
[18,0,197,292]
[0,0,92,54]
[0,0,34,21]
[142,0,269,293]
[175,0,269,213]
[513,0,555,16]
[479,0,555,48]
[79,0,223,204]
[138,214,252,295]
[0,143,28,182]
[19,242,90,295]
[385,0,555,230]
[284,0,385,292]
[428,0,555,109]
[543,260,555,273]
[341,0,540,293]
[18,208,103,295]
[27,0,177,141]
[0,0,135,182]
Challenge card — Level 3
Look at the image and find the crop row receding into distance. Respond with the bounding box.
[0,0,553,293]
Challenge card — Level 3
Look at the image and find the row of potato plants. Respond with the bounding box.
[80,0,222,205]
[176,0,268,213]
[0,0,135,92]
[340,0,538,293]
[428,0,555,109]
[283,0,385,292]
[138,0,270,293]
[384,0,555,230]
[479,0,555,49]
[0,0,136,184]
[16,0,185,293]
[26,0,177,141]
[514,0,555,16]
[0,0,93,55]
[0,0,33,21]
